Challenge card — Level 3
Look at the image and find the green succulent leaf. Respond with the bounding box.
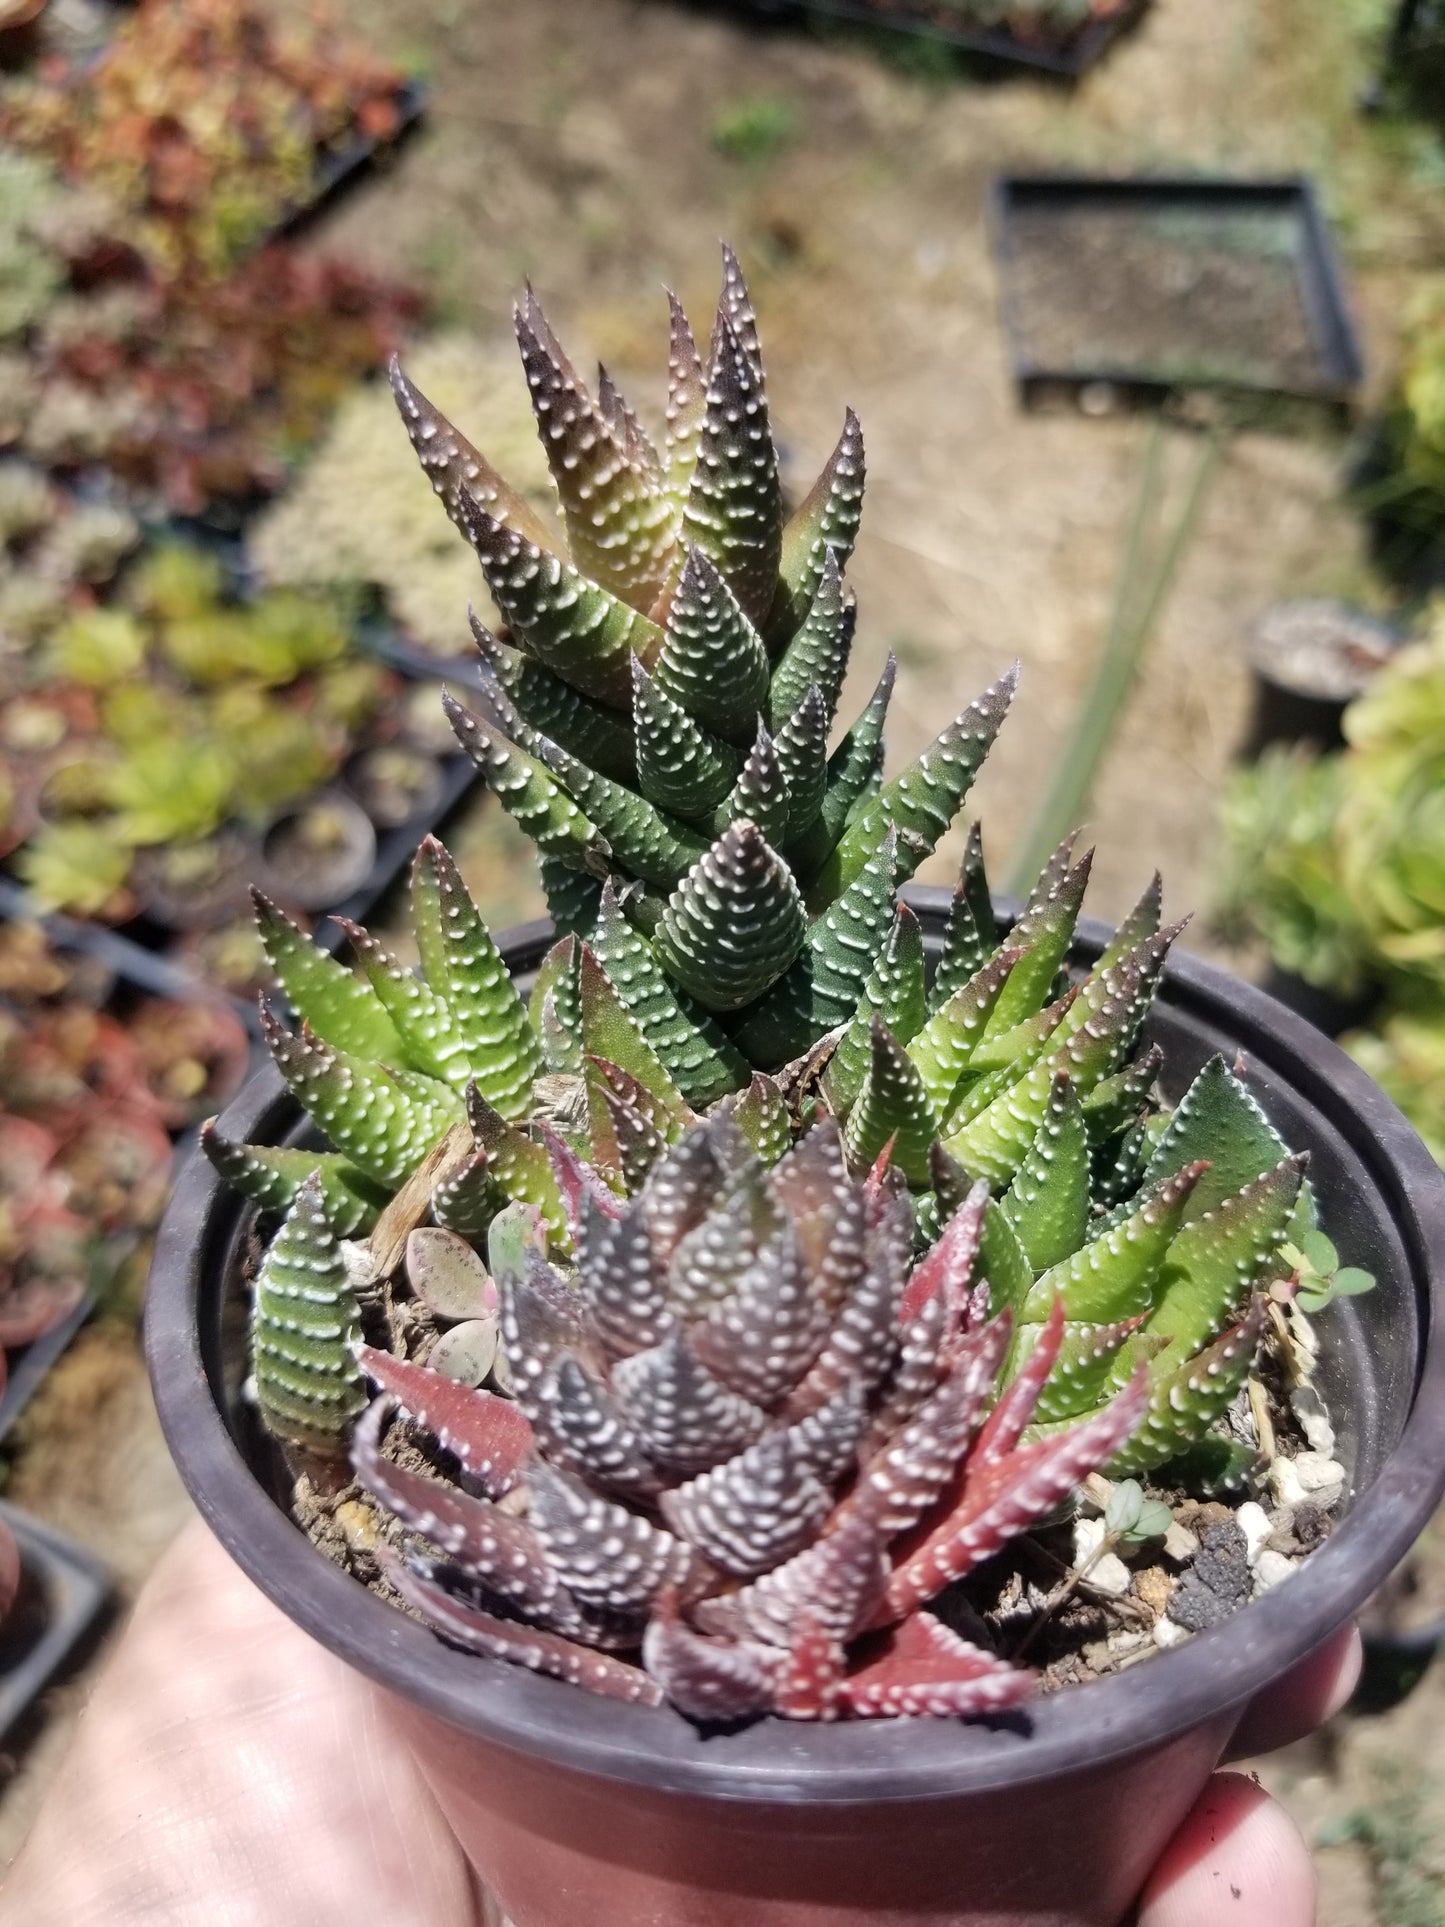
[729,1072,791,1167]
[711,721,790,848]
[987,848,1092,1036]
[1001,1074,1090,1272]
[931,822,995,1011]
[389,358,555,551]
[578,943,695,1129]
[531,728,710,889]
[681,305,782,629]
[252,891,404,1065]
[823,903,928,1113]
[1109,1298,1267,1476]
[631,656,740,820]
[1144,1155,1307,1355]
[200,1125,387,1237]
[444,695,609,876]
[654,820,807,1014]
[1023,1161,1206,1326]
[589,885,746,1108]
[411,838,543,1120]
[768,407,866,644]
[907,943,1028,1119]
[790,656,895,886]
[250,1174,367,1456]
[843,1019,939,1185]
[767,549,852,730]
[471,616,638,785]
[774,683,831,842]
[465,1086,567,1242]
[655,546,771,746]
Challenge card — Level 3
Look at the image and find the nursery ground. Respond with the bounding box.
[4,0,1445,1917]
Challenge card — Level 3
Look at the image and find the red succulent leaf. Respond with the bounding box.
[539,1122,621,1249]
[641,1592,781,1721]
[391,1559,662,1706]
[969,1295,1067,1469]
[775,1610,847,1720]
[841,1611,1033,1719]
[351,1400,558,1614]
[357,1344,533,1496]
[898,1179,991,1326]
[880,1365,1150,1622]
[850,1314,1012,1535]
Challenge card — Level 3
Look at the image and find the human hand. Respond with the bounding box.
[0,1519,1360,1927]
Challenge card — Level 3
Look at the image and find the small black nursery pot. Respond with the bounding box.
[147,899,1445,1927]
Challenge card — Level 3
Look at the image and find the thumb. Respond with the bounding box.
[1137,1770,1316,1927]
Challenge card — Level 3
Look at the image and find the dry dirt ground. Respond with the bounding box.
[3,0,1444,1916]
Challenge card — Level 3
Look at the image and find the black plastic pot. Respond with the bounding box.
[1242,600,1400,757]
[146,895,1445,1927]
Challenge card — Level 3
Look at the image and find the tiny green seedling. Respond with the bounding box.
[1105,1479,1173,1550]
[1279,1229,1376,1315]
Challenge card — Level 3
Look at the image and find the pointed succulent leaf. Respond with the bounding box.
[495,1249,586,1416]
[1091,1115,1151,1212]
[961,984,1079,1081]
[973,1298,1067,1463]
[456,495,664,708]
[843,1020,938,1186]
[1143,1155,1306,1355]
[661,292,707,528]
[537,854,604,939]
[881,1367,1148,1622]
[611,1331,767,1473]
[987,851,1092,1035]
[333,916,464,1089]
[589,883,746,1107]
[444,694,608,875]
[587,1061,671,1190]
[1081,1046,1163,1146]
[661,1424,837,1578]
[907,944,1029,1118]
[682,308,782,628]
[898,1179,990,1326]
[929,822,996,1012]
[642,1596,780,1721]
[1096,872,1163,972]
[728,1073,792,1167]
[430,1146,497,1241]
[774,683,830,841]
[395,1560,661,1704]
[526,1458,695,1615]
[1056,921,1186,1052]
[357,1346,532,1496]
[261,1007,461,1189]
[1109,1297,1268,1476]
[466,1086,567,1239]
[711,719,789,847]
[823,904,927,1113]
[631,656,740,819]
[514,290,674,609]
[531,1351,660,1499]
[250,1174,366,1454]
[1000,1075,1090,1272]
[841,1613,1032,1721]
[696,1501,888,1648]
[1026,1315,1149,1426]
[654,819,806,1013]
[975,1194,1035,1323]
[688,1224,830,1407]
[767,549,852,730]
[389,358,554,551]
[1022,1161,1206,1326]
[529,936,583,1074]
[529,727,711,889]
[768,408,866,643]
[1134,1056,1297,1225]
[655,546,770,746]
[577,944,693,1129]
[472,615,638,785]
[732,827,897,1066]
[410,837,541,1117]
[810,666,1019,902]
[252,891,403,1064]
[791,657,896,887]
[199,1124,385,1236]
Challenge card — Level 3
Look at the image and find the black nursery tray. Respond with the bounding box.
[672,0,1148,76]
[0,1503,110,1745]
[0,1293,94,1449]
[276,79,428,244]
[990,176,1364,407]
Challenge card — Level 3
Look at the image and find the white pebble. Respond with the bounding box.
[1073,1517,1133,1598]
[1254,1549,1296,1594]
[1293,1452,1346,1506]
[341,1240,378,1291]
[1154,1617,1192,1649]
[1291,1385,1336,1457]
[1268,1457,1307,1509]
[1236,1502,1273,1568]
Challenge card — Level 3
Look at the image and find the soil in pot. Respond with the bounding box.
[344,743,445,831]
[130,830,260,932]
[257,791,376,911]
[1243,599,1400,756]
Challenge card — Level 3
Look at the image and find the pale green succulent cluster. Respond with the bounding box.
[214,251,1315,1495]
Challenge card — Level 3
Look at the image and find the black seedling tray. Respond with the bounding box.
[668,0,1148,76]
[0,1293,95,1449]
[275,79,428,243]
[990,176,1363,408]
[0,1503,110,1745]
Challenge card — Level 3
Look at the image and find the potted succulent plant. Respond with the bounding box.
[148,251,1445,1927]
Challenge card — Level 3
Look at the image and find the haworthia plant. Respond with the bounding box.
[223,254,1355,1718]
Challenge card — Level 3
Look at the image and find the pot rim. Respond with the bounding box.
[146,893,1445,1805]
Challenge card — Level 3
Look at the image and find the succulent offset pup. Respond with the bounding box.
[217,250,1322,1720]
